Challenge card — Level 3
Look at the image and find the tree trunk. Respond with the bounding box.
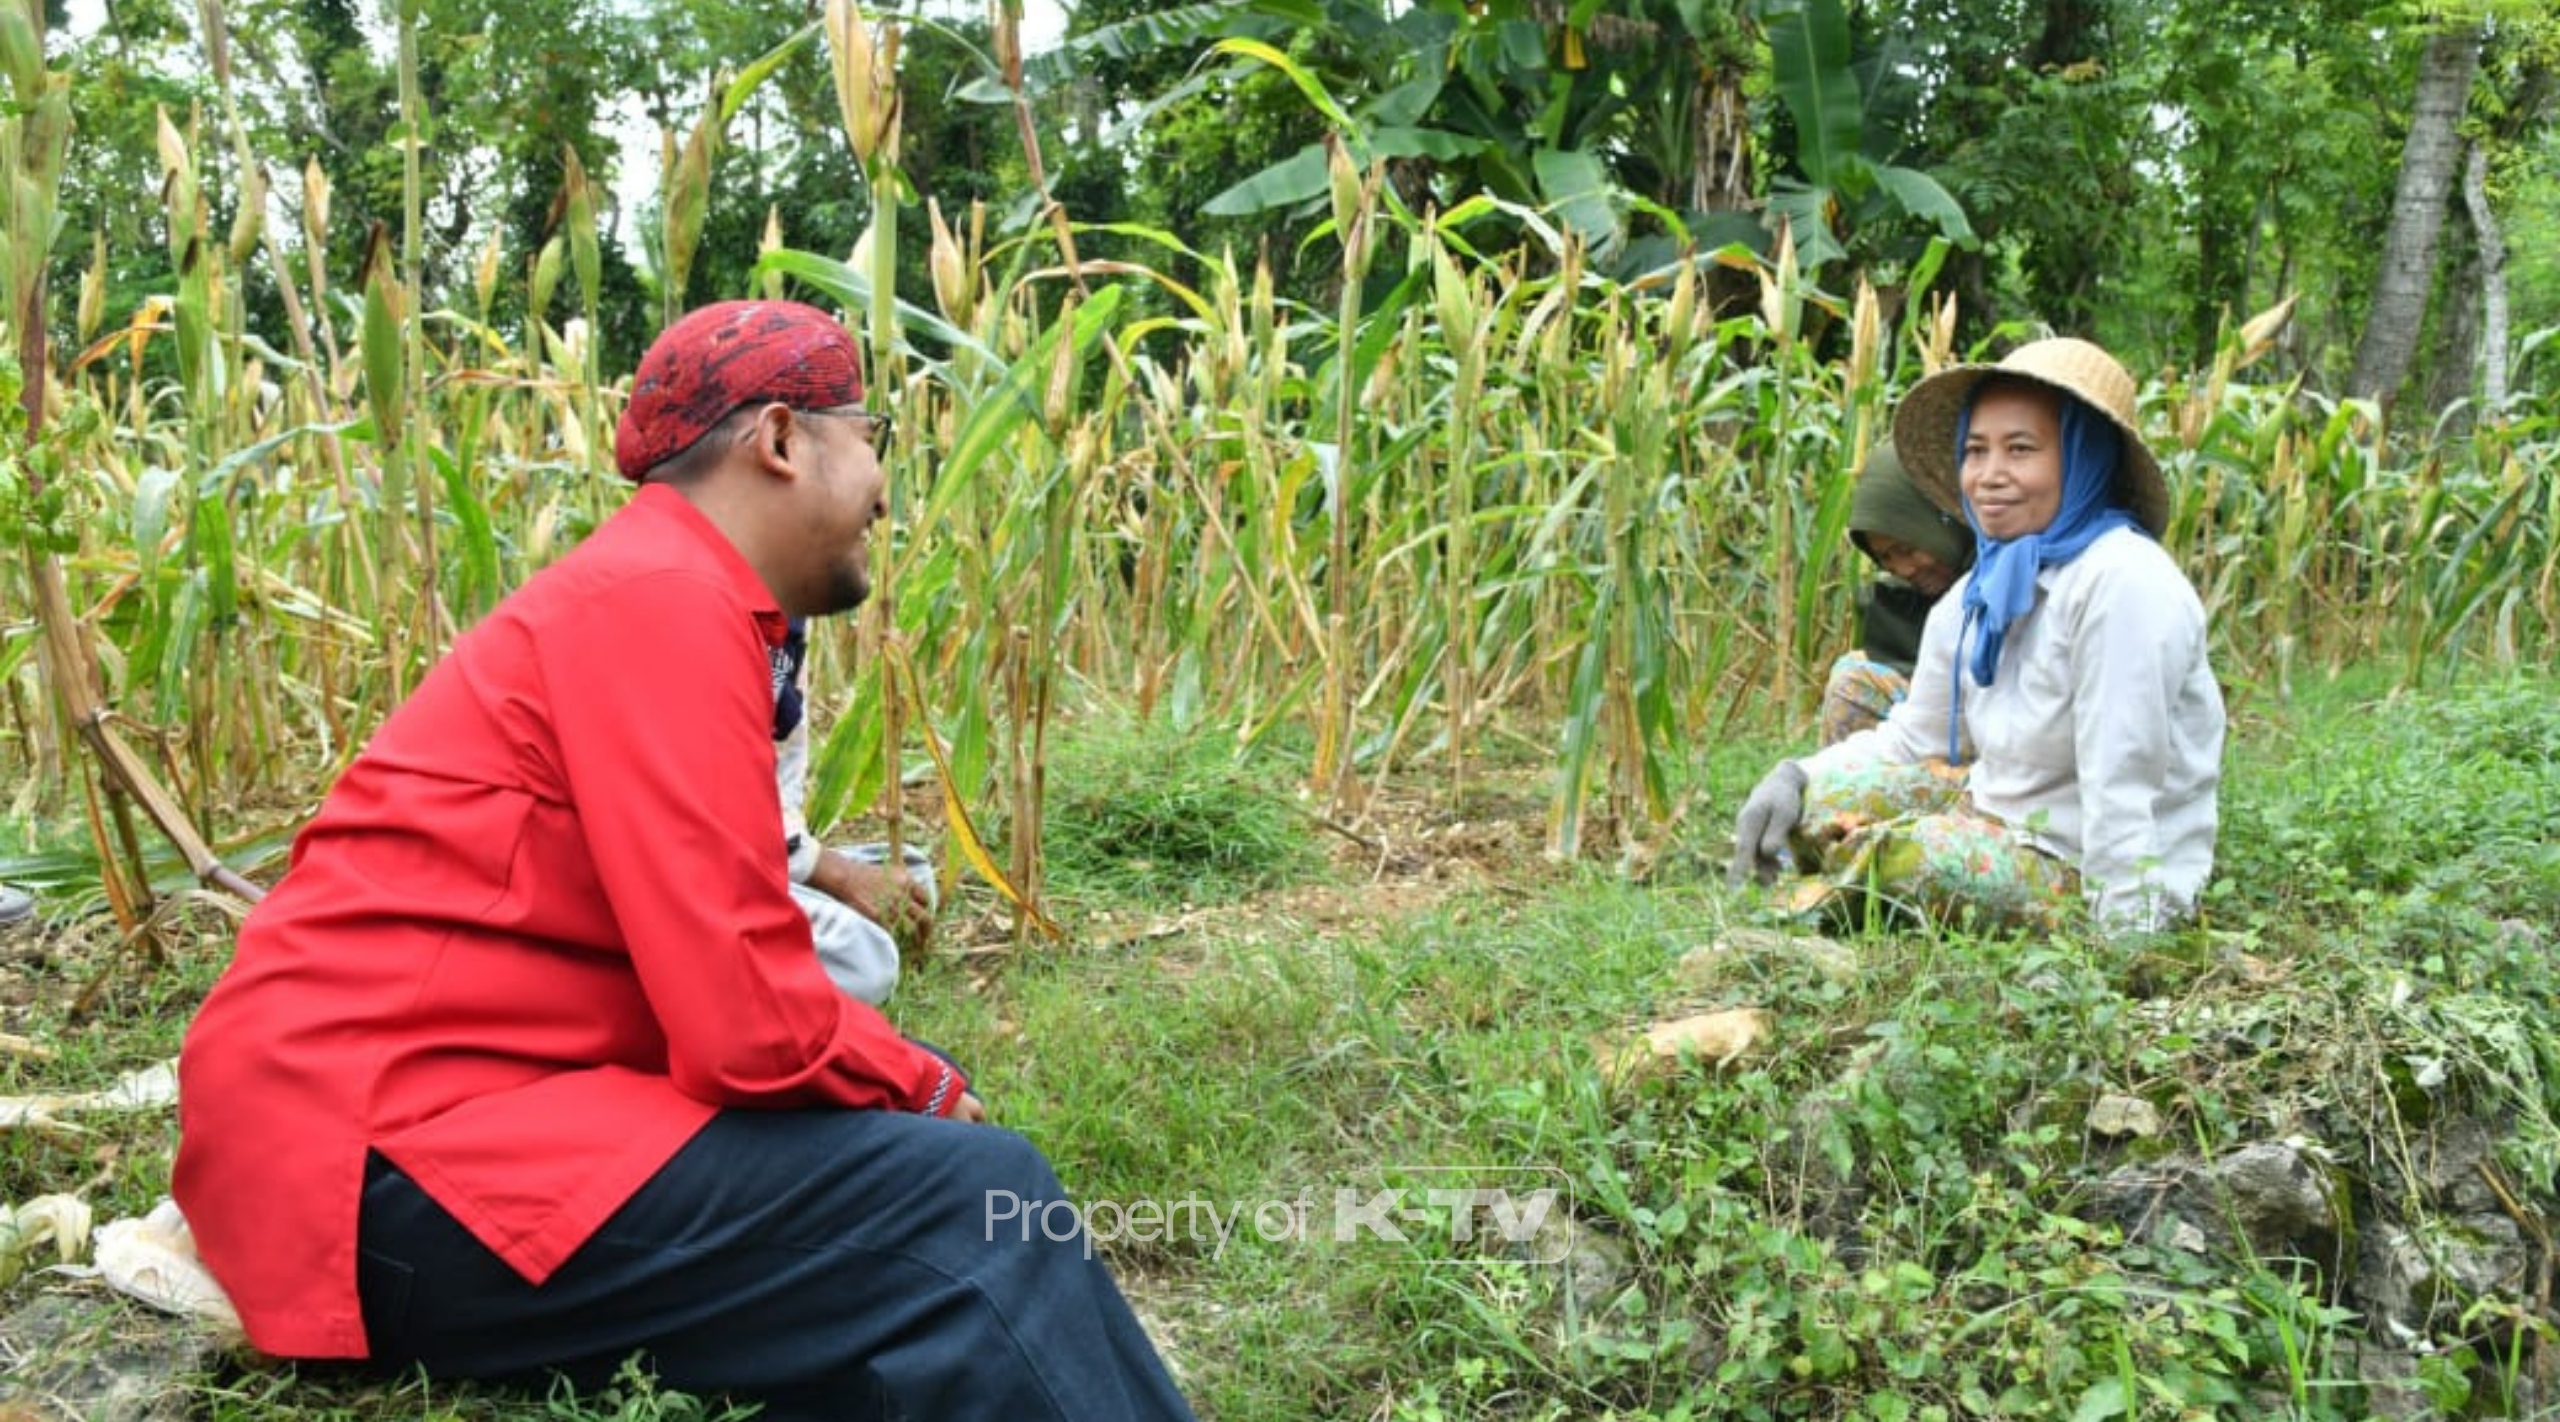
[2192,166,2250,370]
[2463,140,2509,410]
[1691,70,1753,213]
[2346,22,2482,409]
[2029,0,2105,70]
[2422,197,2477,420]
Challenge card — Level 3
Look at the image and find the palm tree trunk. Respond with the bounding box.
[2347,21,2481,409]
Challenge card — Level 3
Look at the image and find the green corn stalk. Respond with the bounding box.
[194,0,309,788]
[561,145,602,483]
[2412,455,2537,684]
[395,0,441,652]
[149,101,251,799]
[1231,249,1310,683]
[358,223,414,697]
[258,171,377,631]
[5,0,259,911]
[1312,134,1377,807]
[1426,221,1486,806]
[1586,287,1682,851]
[826,0,916,871]
[1757,224,1810,714]
[433,315,504,623]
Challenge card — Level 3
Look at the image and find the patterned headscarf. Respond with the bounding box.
[614,301,865,481]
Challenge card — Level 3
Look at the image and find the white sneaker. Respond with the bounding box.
[0,885,31,926]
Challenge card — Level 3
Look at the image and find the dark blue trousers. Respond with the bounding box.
[356,1110,1195,1421]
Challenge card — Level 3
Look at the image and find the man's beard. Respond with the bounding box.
[817,562,871,616]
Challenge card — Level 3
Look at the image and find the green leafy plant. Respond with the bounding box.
[1032,708,1319,908]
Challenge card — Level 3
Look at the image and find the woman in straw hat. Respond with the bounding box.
[1730,337,2225,934]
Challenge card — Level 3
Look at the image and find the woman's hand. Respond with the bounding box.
[1729,762,1809,885]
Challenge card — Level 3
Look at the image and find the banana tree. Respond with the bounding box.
[1046,0,1764,270]
[1760,0,1976,270]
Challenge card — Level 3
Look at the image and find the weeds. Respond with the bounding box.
[1032,709,1320,911]
[905,673,2560,1420]
[189,1354,759,1422]
[2215,674,2560,940]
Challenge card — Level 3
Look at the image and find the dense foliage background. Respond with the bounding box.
[26,0,2560,400]
[0,0,2553,914]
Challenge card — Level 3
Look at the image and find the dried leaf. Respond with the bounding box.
[0,1059,180,1134]
[93,1198,241,1328]
[2087,1094,2163,1138]
[1600,1007,1771,1085]
[885,640,1063,941]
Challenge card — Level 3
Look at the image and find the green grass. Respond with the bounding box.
[1030,706,1324,912]
[187,1355,762,1421]
[896,671,2560,1419]
[4,670,2559,1418]
[2214,674,2560,944]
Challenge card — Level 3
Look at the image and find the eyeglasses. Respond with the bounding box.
[810,404,894,452]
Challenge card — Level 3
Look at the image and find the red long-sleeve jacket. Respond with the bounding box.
[174,483,961,1358]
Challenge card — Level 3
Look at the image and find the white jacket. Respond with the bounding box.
[1801,526,2225,931]
[773,650,929,1006]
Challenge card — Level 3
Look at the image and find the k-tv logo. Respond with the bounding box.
[985,1165,1574,1263]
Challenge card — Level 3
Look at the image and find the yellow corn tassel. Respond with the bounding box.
[759,204,787,301]
[77,227,106,342]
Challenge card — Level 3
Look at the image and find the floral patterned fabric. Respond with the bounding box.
[1819,652,1911,746]
[1779,757,2079,932]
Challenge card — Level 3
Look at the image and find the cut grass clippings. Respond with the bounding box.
[1030,707,1325,914]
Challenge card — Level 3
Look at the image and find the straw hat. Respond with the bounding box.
[1891,337,2167,536]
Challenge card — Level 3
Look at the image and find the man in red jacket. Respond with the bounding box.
[175,301,1193,1420]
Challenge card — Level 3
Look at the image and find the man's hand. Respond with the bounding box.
[953,1092,987,1124]
[808,849,936,955]
[1729,762,1809,886]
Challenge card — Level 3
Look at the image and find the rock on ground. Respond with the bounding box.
[0,1290,223,1422]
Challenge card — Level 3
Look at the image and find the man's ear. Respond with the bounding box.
[742,403,802,480]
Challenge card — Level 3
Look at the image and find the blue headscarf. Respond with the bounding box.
[1945,385,2145,759]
